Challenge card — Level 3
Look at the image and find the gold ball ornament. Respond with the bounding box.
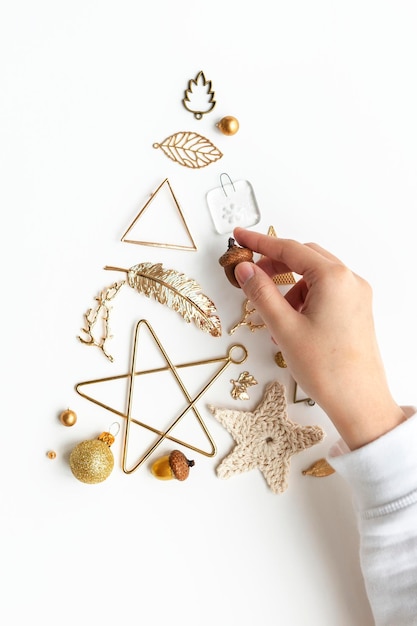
[59,408,77,427]
[47,450,57,459]
[69,432,115,484]
[216,115,239,136]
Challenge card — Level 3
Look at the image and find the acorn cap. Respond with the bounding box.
[219,238,254,287]
[218,238,254,267]
[169,450,195,481]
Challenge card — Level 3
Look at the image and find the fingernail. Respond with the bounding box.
[235,262,255,286]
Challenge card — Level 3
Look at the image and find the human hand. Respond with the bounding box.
[233,227,405,449]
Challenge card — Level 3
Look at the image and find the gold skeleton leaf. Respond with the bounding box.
[78,281,125,362]
[153,131,223,169]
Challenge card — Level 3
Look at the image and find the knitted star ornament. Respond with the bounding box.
[209,380,325,494]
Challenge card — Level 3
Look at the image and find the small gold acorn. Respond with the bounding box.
[151,450,195,481]
[218,237,254,288]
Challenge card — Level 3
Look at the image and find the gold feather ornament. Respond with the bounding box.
[105,262,222,337]
[153,131,223,168]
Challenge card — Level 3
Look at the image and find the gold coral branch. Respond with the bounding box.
[78,281,125,362]
[229,298,266,335]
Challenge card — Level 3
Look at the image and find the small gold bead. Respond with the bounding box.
[216,116,239,136]
[47,450,57,459]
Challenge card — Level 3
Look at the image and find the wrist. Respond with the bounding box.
[326,396,407,450]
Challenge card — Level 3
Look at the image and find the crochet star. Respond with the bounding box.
[209,380,325,494]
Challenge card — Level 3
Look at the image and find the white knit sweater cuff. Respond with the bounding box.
[327,407,417,517]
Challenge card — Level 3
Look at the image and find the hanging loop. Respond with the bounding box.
[108,421,121,437]
[220,172,236,197]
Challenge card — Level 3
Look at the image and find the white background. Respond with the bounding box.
[1,2,416,625]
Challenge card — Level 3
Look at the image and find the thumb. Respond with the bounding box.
[234,262,296,339]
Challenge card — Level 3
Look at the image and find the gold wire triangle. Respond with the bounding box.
[75,319,247,473]
[293,381,315,406]
[121,178,197,251]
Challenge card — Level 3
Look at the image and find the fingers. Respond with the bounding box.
[256,256,295,278]
[234,262,299,338]
[284,279,309,312]
[233,227,338,277]
[305,242,343,264]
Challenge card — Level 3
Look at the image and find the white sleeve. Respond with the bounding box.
[328,407,417,626]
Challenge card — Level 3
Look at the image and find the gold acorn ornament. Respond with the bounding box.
[216,116,239,136]
[219,237,254,288]
[151,450,195,481]
[69,428,118,484]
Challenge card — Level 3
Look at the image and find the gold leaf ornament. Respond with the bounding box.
[105,262,222,337]
[182,70,216,119]
[230,371,258,400]
[153,132,223,169]
[302,458,335,477]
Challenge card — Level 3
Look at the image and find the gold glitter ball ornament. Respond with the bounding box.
[216,116,239,136]
[59,408,77,427]
[69,432,115,484]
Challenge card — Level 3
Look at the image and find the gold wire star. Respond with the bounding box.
[209,381,325,494]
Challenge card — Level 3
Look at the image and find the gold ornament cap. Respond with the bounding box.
[98,431,115,446]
